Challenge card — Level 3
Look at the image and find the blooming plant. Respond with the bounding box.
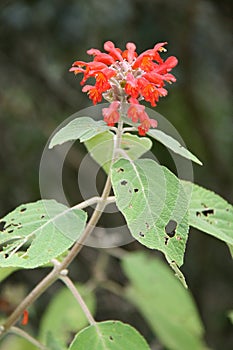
[0,41,232,350]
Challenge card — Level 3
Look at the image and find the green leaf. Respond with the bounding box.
[39,284,95,348]
[111,158,189,266]
[0,200,87,268]
[227,244,233,258]
[122,252,209,350]
[49,117,109,148]
[69,321,150,350]
[121,117,202,165]
[84,131,152,173]
[148,129,203,165]
[0,267,18,282]
[182,181,233,245]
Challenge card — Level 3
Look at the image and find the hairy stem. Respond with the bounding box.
[0,122,123,337]
[73,195,115,210]
[59,275,95,325]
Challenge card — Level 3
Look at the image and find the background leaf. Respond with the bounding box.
[111,158,189,266]
[84,132,152,173]
[0,336,38,350]
[39,283,95,349]
[45,332,66,350]
[228,311,233,325]
[49,117,109,148]
[122,252,209,350]
[0,200,87,268]
[69,320,150,350]
[183,181,233,245]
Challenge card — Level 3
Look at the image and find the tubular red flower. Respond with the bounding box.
[127,101,145,123]
[104,41,123,61]
[102,101,120,126]
[138,118,158,136]
[125,73,140,99]
[122,42,138,63]
[82,85,102,104]
[70,40,178,133]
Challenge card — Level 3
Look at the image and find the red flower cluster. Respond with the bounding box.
[70,41,178,135]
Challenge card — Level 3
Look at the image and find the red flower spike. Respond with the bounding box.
[70,40,178,135]
[21,310,29,326]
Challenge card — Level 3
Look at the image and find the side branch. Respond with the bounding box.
[59,275,96,326]
[0,122,122,337]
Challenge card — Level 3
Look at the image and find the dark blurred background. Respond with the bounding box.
[0,0,232,349]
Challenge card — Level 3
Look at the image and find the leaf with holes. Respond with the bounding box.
[49,117,109,148]
[182,181,233,246]
[69,321,150,350]
[122,252,209,350]
[39,284,96,348]
[111,158,189,266]
[0,200,87,268]
[84,131,152,173]
[122,117,202,165]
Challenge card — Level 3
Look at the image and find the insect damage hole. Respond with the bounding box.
[134,188,139,193]
[20,208,27,213]
[165,220,177,238]
[109,335,114,341]
[145,222,150,229]
[139,231,145,237]
[202,209,214,216]
[120,180,128,186]
[0,221,6,231]
[117,167,124,173]
[196,209,214,217]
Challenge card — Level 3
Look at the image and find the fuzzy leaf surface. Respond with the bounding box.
[111,158,189,266]
[49,117,109,148]
[85,132,152,173]
[0,200,87,268]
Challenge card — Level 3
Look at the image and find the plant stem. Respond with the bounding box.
[0,121,123,337]
[10,326,48,350]
[73,195,115,210]
[0,186,112,337]
[122,126,137,133]
[59,275,95,326]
